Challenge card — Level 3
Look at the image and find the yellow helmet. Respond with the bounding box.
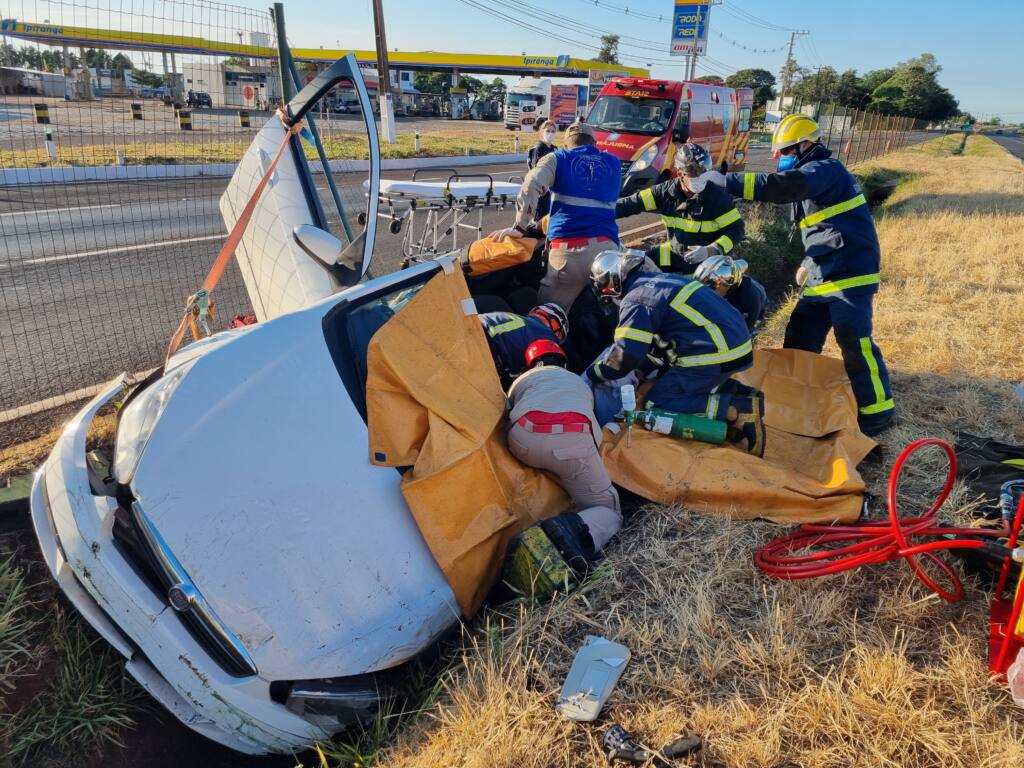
[771,113,821,156]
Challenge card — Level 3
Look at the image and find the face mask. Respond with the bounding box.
[543,131,556,143]
[777,153,799,171]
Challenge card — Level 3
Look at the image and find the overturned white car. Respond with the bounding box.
[31,57,466,754]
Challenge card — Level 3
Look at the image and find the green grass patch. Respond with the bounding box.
[731,202,805,290]
[0,557,38,696]
[0,605,146,766]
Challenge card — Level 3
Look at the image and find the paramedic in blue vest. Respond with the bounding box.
[587,250,766,457]
[488,122,622,312]
[615,143,745,272]
[712,113,895,436]
[479,303,569,383]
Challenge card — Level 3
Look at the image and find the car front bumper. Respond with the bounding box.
[30,378,325,754]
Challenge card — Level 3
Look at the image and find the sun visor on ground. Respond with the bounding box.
[602,348,877,525]
[365,269,567,616]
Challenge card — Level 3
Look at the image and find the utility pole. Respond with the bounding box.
[777,30,808,114]
[371,0,397,144]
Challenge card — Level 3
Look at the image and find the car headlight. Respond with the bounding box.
[629,144,659,173]
[113,361,195,485]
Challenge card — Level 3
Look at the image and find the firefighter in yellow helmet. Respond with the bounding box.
[706,113,895,436]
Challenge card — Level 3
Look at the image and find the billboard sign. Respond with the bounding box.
[587,68,631,109]
[670,0,710,57]
[550,84,579,126]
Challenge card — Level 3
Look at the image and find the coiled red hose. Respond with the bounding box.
[756,438,1024,603]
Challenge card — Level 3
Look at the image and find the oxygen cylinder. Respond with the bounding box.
[638,407,727,444]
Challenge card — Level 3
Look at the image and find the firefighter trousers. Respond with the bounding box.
[783,293,895,430]
[644,366,734,421]
[506,423,622,551]
[539,237,615,311]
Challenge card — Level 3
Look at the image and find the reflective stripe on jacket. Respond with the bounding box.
[725,144,881,301]
[616,177,744,271]
[547,145,622,243]
[479,312,558,378]
[588,271,752,382]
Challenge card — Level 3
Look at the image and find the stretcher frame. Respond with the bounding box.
[364,170,523,258]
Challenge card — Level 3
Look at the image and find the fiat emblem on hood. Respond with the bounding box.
[167,583,195,612]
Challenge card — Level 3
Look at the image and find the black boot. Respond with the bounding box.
[540,512,596,579]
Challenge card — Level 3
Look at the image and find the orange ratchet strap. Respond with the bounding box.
[165,110,304,362]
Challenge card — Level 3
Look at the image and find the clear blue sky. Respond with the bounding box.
[282,0,1022,121]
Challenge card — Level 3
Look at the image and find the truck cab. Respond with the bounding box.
[504,77,551,130]
[586,77,754,194]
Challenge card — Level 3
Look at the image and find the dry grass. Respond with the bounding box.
[0,413,116,479]
[0,130,520,168]
[366,135,1024,767]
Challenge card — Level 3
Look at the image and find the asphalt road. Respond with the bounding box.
[0,129,935,419]
[991,133,1024,161]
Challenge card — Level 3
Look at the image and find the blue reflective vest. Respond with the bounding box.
[588,271,752,382]
[726,144,881,301]
[547,145,621,243]
[479,312,558,378]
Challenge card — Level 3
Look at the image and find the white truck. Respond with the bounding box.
[504,77,551,130]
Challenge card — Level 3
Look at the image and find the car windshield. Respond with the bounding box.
[588,95,677,136]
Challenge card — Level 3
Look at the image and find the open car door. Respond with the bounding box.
[220,55,379,321]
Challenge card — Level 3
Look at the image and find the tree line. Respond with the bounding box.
[698,52,962,122]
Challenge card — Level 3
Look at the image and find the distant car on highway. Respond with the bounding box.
[187,91,212,108]
[31,55,461,757]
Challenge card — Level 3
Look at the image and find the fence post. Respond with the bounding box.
[850,109,863,165]
[867,111,881,162]
[415,131,421,152]
[238,110,250,128]
[823,102,837,151]
[130,102,143,120]
[836,106,850,166]
[177,109,192,130]
[34,103,50,124]
[44,126,57,161]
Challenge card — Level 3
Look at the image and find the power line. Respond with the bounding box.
[714,30,788,54]
[719,1,796,33]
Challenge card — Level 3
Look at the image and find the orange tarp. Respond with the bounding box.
[601,348,876,524]
[367,267,875,615]
[366,266,567,616]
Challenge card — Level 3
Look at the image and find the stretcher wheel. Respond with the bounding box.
[389,219,402,235]
[357,212,367,225]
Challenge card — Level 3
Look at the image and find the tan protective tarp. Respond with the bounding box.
[366,269,876,615]
[366,267,568,616]
[465,236,537,275]
[601,348,877,524]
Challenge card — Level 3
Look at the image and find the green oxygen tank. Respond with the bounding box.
[637,407,727,444]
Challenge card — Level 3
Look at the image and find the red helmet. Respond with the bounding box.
[524,339,568,369]
[528,303,569,342]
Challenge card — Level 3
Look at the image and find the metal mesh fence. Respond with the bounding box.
[0,1,284,435]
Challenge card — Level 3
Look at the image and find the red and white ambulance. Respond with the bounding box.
[586,77,754,194]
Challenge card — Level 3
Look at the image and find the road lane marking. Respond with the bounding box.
[3,234,224,269]
[0,203,119,217]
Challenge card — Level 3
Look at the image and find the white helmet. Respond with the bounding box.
[590,249,646,304]
[694,254,748,291]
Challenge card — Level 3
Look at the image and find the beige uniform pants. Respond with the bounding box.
[538,237,616,311]
[507,423,622,551]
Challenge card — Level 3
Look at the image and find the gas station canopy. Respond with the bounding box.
[0,19,649,78]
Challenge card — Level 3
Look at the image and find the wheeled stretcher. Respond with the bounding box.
[361,171,522,258]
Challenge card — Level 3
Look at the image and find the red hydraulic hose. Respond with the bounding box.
[756,438,1024,602]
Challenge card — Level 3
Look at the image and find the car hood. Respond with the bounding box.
[129,299,459,681]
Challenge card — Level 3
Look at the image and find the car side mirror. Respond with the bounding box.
[293,224,364,270]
